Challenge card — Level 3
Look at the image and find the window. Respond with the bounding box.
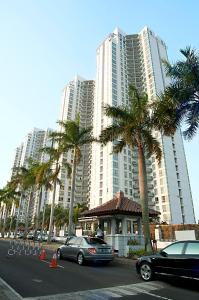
[67,237,77,245]
[74,237,82,246]
[162,205,167,212]
[185,242,199,254]
[113,161,118,168]
[113,177,118,185]
[162,196,166,202]
[113,169,118,176]
[85,237,107,245]
[161,187,164,194]
[164,242,185,255]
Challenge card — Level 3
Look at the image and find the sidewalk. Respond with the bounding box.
[0,277,22,300]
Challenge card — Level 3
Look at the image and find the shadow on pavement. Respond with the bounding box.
[157,274,199,292]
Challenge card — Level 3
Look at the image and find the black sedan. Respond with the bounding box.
[136,240,199,281]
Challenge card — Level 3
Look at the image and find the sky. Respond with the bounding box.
[0,0,198,220]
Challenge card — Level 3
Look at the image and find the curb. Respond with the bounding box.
[0,277,22,300]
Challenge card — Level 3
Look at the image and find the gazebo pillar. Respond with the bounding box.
[137,217,143,235]
[122,217,127,235]
[111,218,116,235]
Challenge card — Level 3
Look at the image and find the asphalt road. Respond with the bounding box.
[0,239,199,300]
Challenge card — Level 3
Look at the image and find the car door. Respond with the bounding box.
[62,237,77,258]
[184,241,199,278]
[153,241,186,276]
[70,237,82,259]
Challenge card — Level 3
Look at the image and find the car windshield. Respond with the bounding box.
[85,237,107,245]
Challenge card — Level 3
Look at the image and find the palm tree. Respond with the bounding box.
[73,202,88,224]
[39,168,54,237]
[100,86,162,251]
[54,118,94,236]
[0,185,20,237]
[11,165,35,238]
[160,47,199,140]
[41,144,63,242]
[32,161,54,237]
[54,206,69,235]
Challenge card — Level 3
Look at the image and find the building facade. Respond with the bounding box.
[56,76,94,208]
[90,27,195,224]
[11,128,52,223]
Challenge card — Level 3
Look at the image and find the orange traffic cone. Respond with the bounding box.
[50,253,58,268]
[39,249,46,260]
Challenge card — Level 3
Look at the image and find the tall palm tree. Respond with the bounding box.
[100,86,162,251]
[11,165,35,238]
[41,144,63,242]
[0,185,20,237]
[32,161,54,237]
[54,205,69,235]
[39,168,54,237]
[160,47,199,140]
[54,118,94,236]
[73,202,88,224]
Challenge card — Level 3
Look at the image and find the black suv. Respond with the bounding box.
[136,240,199,281]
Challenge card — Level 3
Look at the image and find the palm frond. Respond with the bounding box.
[142,130,162,163]
[100,124,124,144]
[112,139,126,154]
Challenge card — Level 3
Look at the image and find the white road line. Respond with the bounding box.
[111,286,137,295]
[131,286,173,300]
[40,259,64,268]
[24,281,162,300]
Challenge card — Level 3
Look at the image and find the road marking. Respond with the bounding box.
[40,259,65,268]
[0,276,23,300]
[24,281,164,299]
[130,286,173,300]
[32,279,43,283]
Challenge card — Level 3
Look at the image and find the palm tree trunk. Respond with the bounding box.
[47,180,57,243]
[8,202,15,238]
[24,189,33,239]
[14,193,23,239]
[68,150,77,236]
[1,207,7,238]
[34,187,42,238]
[40,204,46,237]
[0,205,3,231]
[137,145,152,252]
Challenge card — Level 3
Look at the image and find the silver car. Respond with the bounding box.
[57,236,114,265]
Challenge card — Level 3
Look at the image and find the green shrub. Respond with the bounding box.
[127,238,140,245]
[128,248,154,257]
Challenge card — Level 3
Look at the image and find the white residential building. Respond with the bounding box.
[11,128,53,223]
[90,27,195,224]
[56,76,94,208]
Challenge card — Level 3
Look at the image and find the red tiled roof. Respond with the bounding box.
[82,191,160,217]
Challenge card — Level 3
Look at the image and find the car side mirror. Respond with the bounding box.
[160,250,168,257]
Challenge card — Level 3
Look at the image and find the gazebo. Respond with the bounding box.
[79,191,160,256]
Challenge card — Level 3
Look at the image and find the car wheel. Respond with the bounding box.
[57,249,63,260]
[77,253,84,265]
[140,262,153,281]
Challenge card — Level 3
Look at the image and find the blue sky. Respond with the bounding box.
[0,0,198,220]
